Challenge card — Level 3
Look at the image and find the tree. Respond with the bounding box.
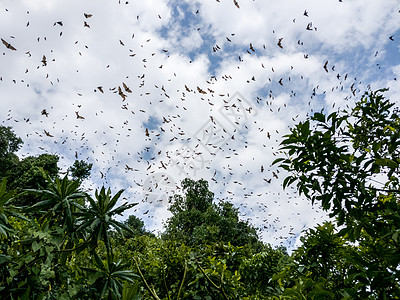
[0,126,23,177]
[0,178,27,239]
[0,126,145,299]
[1,181,141,299]
[123,215,153,238]
[274,89,400,298]
[0,126,23,156]
[24,175,87,237]
[8,154,59,189]
[272,222,356,299]
[121,236,248,300]
[68,159,93,182]
[75,186,137,258]
[0,126,61,207]
[5,154,60,207]
[164,178,214,245]
[80,255,139,300]
[163,178,261,249]
[240,244,289,297]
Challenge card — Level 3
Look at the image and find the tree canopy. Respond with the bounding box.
[0,126,23,178]
[274,89,400,298]
[0,88,399,299]
[163,178,262,249]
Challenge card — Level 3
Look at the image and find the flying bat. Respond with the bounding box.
[323,60,329,73]
[1,38,16,50]
[277,38,283,49]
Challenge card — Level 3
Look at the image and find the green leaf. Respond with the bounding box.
[272,157,286,165]
[0,254,10,264]
[282,176,293,189]
[392,230,399,242]
[122,281,140,300]
[32,240,41,252]
[313,112,326,123]
[301,120,310,136]
[375,158,399,168]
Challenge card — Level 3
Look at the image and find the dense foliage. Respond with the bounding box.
[0,89,399,299]
[163,178,262,250]
[274,89,400,298]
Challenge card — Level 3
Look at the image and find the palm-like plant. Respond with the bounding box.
[24,175,87,231]
[83,253,140,299]
[76,186,137,257]
[0,178,27,238]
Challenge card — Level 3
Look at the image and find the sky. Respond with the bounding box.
[1,0,399,250]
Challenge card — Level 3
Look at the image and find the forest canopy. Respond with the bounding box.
[0,89,399,299]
